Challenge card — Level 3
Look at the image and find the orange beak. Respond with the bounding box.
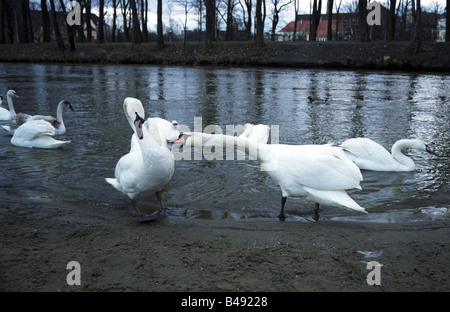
[169,134,185,144]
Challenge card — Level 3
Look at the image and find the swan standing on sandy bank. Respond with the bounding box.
[197,128,365,220]
[105,97,175,223]
[340,138,435,172]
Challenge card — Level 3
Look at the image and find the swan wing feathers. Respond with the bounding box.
[269,145,362,191]
[13,119,56,141]
[341,138,392,160]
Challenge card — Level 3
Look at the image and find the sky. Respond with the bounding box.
[97,0,446,34]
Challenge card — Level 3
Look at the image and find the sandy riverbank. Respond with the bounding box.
[1,197,448,292]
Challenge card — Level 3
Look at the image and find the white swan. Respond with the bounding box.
[2,100,74,135]
[238,123,270,144]
[0,90,21,121]
[198,134,365,220]
[129,118,180,152]
[10,119,71,149]
[0,95,8,120]
[181,123,270,149]
[340,138,435,172]
[105,97,175,223]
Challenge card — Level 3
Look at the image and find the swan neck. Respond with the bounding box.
[7,94,16,116]
[234,137,267,162]
[391,140,415,170]
[55,102,66,134]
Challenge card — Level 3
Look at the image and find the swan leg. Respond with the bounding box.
[131,199,160,223]
[156,191,172,217]
[278,197,287,219]
[313,203,320,222]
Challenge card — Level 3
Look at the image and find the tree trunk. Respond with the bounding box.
[0,0,5,43]
[225,0,233,41]
[358,0,368,41]
[86,0,92,42]
[97,0,104,43]
[255,0,264,48]
[129,0,141,44]
[41,0,51,42]
[58,0,76,51]
[326,0,334,41]
[157,0,164,49]
[120,0,129,42]
[49,0,64,50]
[411,0,421,53]
[446,0,450,42]
[309,0,322,41]
[111,0,117,42]
[388,0,396,40]
[205,0,215,49]
[141,0,149,42]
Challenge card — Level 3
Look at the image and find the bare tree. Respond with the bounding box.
[446,0,449,41]
[97,0,105,43]
[129,0,141,44]
[171,0,192,47]
[292,0,299,41]
[49,0,65,50]
[41,0,51,42]
[85,0,92,42]
[120,0,130,41]
[411,0,421,52]
[309,0,322,41]
[141,0,149,41]
[157,0,164,49]
[326,0,334,40]
[205,0,215,49]
[58,0,76,50]
[191,0,203,41]
[255,0,264,48]
[224,0,239,40]
[238,0,252,40]
[358,0,368,41]
[388,0,397,40]
[270,0,292,41]
[111,0,119,42]
[334,0,342,40]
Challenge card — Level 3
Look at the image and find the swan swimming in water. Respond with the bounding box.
[105,97,175,223]
[10,118,71,149]
[197,130,366,220]
[0,90,21,121]
[0,95,8,120]
[2,100,74,135]
[340,138,435,172]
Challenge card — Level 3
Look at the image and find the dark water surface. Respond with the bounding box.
[0,63,448,223]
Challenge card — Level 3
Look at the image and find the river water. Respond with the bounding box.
[0,63,448,223]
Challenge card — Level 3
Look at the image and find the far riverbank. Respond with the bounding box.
[1,41,449,71]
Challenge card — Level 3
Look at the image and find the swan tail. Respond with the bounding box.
[1,125,12,134]
[304,187,367,213]
[105,178,119,188]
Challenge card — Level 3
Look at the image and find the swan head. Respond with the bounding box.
[134,112,145,140]
[424,144,435,155]
[396,139,436,155]
[123,97,145,137]
[7,90,19,98]
[60,100,75,112]
[171,120,179,130]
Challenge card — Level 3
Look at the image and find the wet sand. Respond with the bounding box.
[1,198,449,292]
